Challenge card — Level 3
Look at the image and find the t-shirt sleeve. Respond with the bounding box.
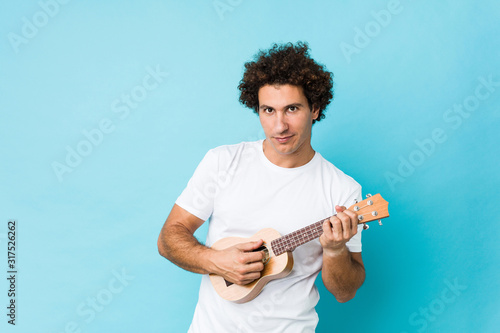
[343,185,363,253]
[175,149,218,221]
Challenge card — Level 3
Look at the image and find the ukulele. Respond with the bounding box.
[209,193,389,303]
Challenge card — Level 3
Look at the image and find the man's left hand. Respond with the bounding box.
[319,205,358,256]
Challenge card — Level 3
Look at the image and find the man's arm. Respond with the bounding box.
[319,205,366,303]
[157,204,265,285]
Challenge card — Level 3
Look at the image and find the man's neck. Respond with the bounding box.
[262,139,316,168]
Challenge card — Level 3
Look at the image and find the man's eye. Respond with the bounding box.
[264,108,273,113]
[288,106,297,112]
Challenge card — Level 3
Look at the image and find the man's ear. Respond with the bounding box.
[311,105,320,120]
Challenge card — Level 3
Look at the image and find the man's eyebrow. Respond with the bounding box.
[283,103,304,109]
[259,104,273,110]
[258,103,304,110]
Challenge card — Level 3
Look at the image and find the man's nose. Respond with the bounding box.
[275,112,288,133]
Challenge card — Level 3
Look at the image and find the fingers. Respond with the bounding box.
[237,239,263,252]
[233,240,265,278]
[235,240,264,263]
[340,209,358,236]
[330,213,350,239]
[238,271,262,285]
[234,260,264,276]
[245,261,265,273]
[326,208,358,241]
[236,251,264,265]
[230,242,265,285]
[233,260,264,285]
[325,217,342,240]
[335,205,345,213]
[334,205,358,235]
[214,239,267,285]
[349,211,359,235]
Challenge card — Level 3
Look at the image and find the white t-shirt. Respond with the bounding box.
[175,140,362,333]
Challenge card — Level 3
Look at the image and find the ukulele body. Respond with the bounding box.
[208,228,294,304]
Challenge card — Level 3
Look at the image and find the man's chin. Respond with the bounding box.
[270,143,296,155]
[264,138,297,155]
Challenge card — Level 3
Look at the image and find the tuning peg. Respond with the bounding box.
[378,220,383,226]
[366,193,372,198]
[354,199,358,204]
[363,223,369,230]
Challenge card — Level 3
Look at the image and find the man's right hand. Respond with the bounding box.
[210,239,265,285]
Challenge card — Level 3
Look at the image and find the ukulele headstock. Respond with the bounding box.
[347,193,389,229]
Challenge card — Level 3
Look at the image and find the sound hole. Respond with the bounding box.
[254,244,270,265]
[223,243,270,288]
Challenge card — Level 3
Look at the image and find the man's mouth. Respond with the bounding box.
[274,135,293,143]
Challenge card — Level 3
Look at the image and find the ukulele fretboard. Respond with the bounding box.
[270,219,326,256]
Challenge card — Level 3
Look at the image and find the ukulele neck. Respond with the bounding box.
[269,194,389,257]
[270,220,325,256]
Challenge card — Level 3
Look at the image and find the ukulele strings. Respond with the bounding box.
[349,202,373,220]
[272,202,375,255]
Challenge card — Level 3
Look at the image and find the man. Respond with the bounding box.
[158,42,365,332]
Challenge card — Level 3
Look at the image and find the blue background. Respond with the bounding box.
[1,0,499,332]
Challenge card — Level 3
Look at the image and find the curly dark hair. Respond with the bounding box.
[238,42,333,124]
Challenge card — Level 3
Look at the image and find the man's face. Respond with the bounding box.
[258,84,319,165]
